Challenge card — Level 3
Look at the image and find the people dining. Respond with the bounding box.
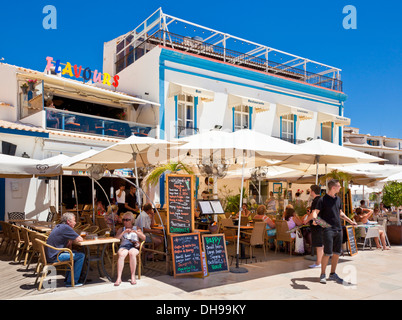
[355,207,389,250]
[283,206,303,239]
[254,204,276,237]
[235,203,251,219]
[106,205,121,233]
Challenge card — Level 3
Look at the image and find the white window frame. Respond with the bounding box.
[281,114,294,141]
[234,105,250,131]
[177,94,195,137]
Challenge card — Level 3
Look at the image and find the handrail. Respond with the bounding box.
[117,29,343,92]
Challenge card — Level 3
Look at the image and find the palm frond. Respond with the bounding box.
[142,161,194,191]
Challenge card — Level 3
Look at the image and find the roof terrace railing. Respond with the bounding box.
[117,29,342,92]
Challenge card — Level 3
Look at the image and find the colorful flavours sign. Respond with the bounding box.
[45,56,119,88]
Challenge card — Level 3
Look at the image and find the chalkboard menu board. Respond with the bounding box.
[171,233,203,277]
[166,174,194,234]
[346,226,358,256]
[202,234,229,274]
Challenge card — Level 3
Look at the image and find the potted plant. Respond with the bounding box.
[27,79,37,91]
[20,82,29,94]
[382,181,402,243]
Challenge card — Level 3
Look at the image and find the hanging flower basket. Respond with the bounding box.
[27,79,37,91]
[20,83,28,94]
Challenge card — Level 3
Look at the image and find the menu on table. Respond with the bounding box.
[166,174,194,234]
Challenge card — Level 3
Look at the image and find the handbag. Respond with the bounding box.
[294,229,304,254]
[131,240,141,249]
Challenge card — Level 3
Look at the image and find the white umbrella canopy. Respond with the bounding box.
[177,129,311,272]
[177,129,311,167]
[382,170,402,183]
[0,154,63,178]
[65,136,176,170]
[274,139,386,184]
[279,139,385,165]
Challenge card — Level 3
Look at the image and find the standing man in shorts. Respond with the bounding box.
[312,179,356,284]
[305,184,323,268]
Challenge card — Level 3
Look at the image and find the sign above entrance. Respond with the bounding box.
[45,56,119,88]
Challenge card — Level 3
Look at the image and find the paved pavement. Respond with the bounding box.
[11,245,402,300]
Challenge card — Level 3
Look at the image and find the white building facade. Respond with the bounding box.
[102,8,350,204]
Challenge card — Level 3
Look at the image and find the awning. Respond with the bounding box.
[318,112,351,126]
[17,72,159,106]
[168,83,214,102]
[228,94,270,113]
[276,104,314,121]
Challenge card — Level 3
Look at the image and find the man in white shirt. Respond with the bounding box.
[135,203,163,258]
[116,184,126,214]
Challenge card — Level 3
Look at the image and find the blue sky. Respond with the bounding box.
[1,0,401,138]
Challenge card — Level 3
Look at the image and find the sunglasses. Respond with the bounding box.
[122,218,131,222]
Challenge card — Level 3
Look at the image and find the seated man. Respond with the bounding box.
[46,212,85,287]
[135,203,164,259]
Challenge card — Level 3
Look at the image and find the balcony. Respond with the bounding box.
[45,108,156,138]
[176,125,199,138]
[118,30,343,92]
[273,136,305,145]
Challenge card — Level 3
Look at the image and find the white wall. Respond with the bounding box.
[0,64,18,121]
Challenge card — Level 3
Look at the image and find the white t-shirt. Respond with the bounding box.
[135,211,151,232]
[116,190,126,204]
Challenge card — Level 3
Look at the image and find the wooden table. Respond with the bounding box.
[225,225,254,259]
[15,220,53,233]
[75,237,120,283]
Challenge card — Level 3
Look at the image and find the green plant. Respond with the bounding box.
[320,169,352,193]
[290,199,308,217]
[382,181,402,208]
[142,161,194,190]
[224,187,248,214]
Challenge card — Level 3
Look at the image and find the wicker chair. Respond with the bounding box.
[239,222,267,262]
[111,240,145,280]
[0,221,12,253]
[35,238,75,290]
[20,226,33,265]
[7,212,25,221]
[274,220,295,255]
[9,224,25,262]
[26,232,48,273]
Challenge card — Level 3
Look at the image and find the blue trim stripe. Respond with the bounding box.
[194,96,198,130]
[293,114,297,144]
[232,107,235,132]
[159,57,166,139]
[0,178,4,224]
[249,106,253,130]
[160,48,347,104]
[0,127,49,138]
[162,64,342,109]
[174,95,178,138]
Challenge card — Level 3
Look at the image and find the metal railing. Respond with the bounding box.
[176,125,199,138]
[45,108,155,138]
[273,136,305,145]
[117,30,343,92]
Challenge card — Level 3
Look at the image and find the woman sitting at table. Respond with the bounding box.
[254,205,276,237]
[283,206,303,239]
[106,205,120,233]
[355,207,389,250]
[114,211,146,286]
[235,203,251,219]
